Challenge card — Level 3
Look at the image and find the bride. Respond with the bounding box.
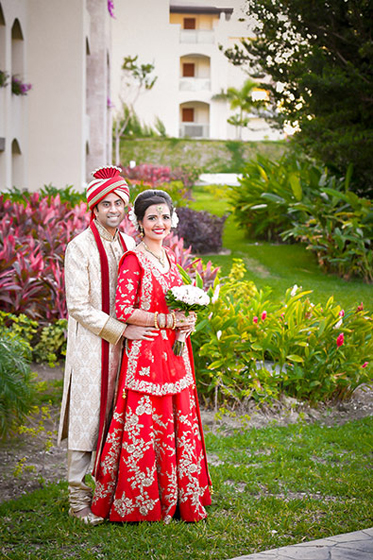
[91,189,212,523]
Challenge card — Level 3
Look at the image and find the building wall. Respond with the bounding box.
[0,0,28,190]
[111,0,283,158]
[0,0,112,193]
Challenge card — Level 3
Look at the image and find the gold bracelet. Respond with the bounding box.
[154,311,159,329]
[171,311,176,330]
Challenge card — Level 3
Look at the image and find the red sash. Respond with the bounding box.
[90,220,127,476]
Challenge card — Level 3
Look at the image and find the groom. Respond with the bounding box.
[58,166,157,525]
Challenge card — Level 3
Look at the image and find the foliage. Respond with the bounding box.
[223,140,247,172]
[0,329,37,439]
[228,152,316,240]
[175,207,227,254]
[116,103,159,138]
[2,184,86,207]
[0,190,209,328]
[228,153,373,281]
[0,70,9,88]
[192,260,372,406]
[222,0,373,196]
[0,192,90,322]
[213,79,266,139]
[119,137,287,173]
[13,403,57,484]
[33,320,68,366]
[122,162,200,189]
[114,55,157,164]
[283,185,373,283]
[0,311,67,366]
[11,75,32,96]
[154,116,167,137]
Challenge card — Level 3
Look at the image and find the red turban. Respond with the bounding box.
[86,166,129,210]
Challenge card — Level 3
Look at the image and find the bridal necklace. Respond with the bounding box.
[141,241,166,267]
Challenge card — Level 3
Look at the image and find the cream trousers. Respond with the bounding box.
[67,450,94,512]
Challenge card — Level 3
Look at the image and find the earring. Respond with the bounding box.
[139,226,144,238]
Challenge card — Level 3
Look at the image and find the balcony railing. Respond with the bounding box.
[180,30,215,44]
[179,78,211,92]
[179,123,209,138]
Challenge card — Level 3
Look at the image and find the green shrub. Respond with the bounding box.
[33,319,67,366]
[192,260,373,406]
[128,180,190,208]
[0,330,37,438]
[283,186,373,283]
[228,153,318,241]
[0,311,67,366]
[2,184,85,207]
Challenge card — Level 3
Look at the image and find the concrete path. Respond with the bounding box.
[228,528,373,560]
[197,173,242,186]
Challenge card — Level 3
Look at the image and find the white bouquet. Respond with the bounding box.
[166,270,210,356]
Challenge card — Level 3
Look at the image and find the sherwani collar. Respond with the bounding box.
[94,219,120,242]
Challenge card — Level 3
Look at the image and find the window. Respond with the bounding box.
[182,63,195,77]
[182,108,194,122]
[183,18,196,30]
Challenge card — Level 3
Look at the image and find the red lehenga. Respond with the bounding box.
[91,248,212,523]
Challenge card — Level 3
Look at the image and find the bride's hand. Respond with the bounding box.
[174,311,196,330]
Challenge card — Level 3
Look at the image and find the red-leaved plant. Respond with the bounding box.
[0,194,218,324]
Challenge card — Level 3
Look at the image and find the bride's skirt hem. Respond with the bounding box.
[91,387,211,524]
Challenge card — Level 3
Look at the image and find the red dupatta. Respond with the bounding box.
[90,220,127,476]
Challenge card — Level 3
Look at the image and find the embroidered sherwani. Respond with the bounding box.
[58,221,135,452]
[91,248,211,523]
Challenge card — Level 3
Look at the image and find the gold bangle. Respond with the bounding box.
[154,311,159,329]
[171,312,176,330]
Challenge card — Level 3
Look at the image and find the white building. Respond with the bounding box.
[111,0,282,142]
[0,0,282,192]
[0,0,112,192]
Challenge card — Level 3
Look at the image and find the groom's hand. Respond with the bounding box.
[124,325,159,341]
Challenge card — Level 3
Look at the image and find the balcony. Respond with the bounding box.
[179,77,211,92]
[179,123,209,138]
[180,30,214,44]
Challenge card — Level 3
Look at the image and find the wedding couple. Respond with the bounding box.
[57,166,211,525]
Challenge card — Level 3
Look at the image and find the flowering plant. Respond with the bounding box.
[11,76,32,96]
[166,267,211,355]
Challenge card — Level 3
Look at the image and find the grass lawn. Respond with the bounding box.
[190,187,373,311]
[0,417,372,559]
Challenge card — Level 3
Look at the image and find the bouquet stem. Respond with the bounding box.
[173,331,186,356]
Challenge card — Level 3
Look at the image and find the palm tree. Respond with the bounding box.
[213,79,266,139]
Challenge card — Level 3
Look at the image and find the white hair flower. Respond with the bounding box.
[171,210,179,228]
[128,208,138,228]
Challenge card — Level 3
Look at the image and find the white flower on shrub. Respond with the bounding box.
[212,284,220,304]
[290,284,302,297]
[216,330,222,340]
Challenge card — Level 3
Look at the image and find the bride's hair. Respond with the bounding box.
[134,190,174,222]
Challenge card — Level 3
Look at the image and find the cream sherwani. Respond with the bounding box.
[58,220,135,452]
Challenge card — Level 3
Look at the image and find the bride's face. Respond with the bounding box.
[140,203,172,243]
